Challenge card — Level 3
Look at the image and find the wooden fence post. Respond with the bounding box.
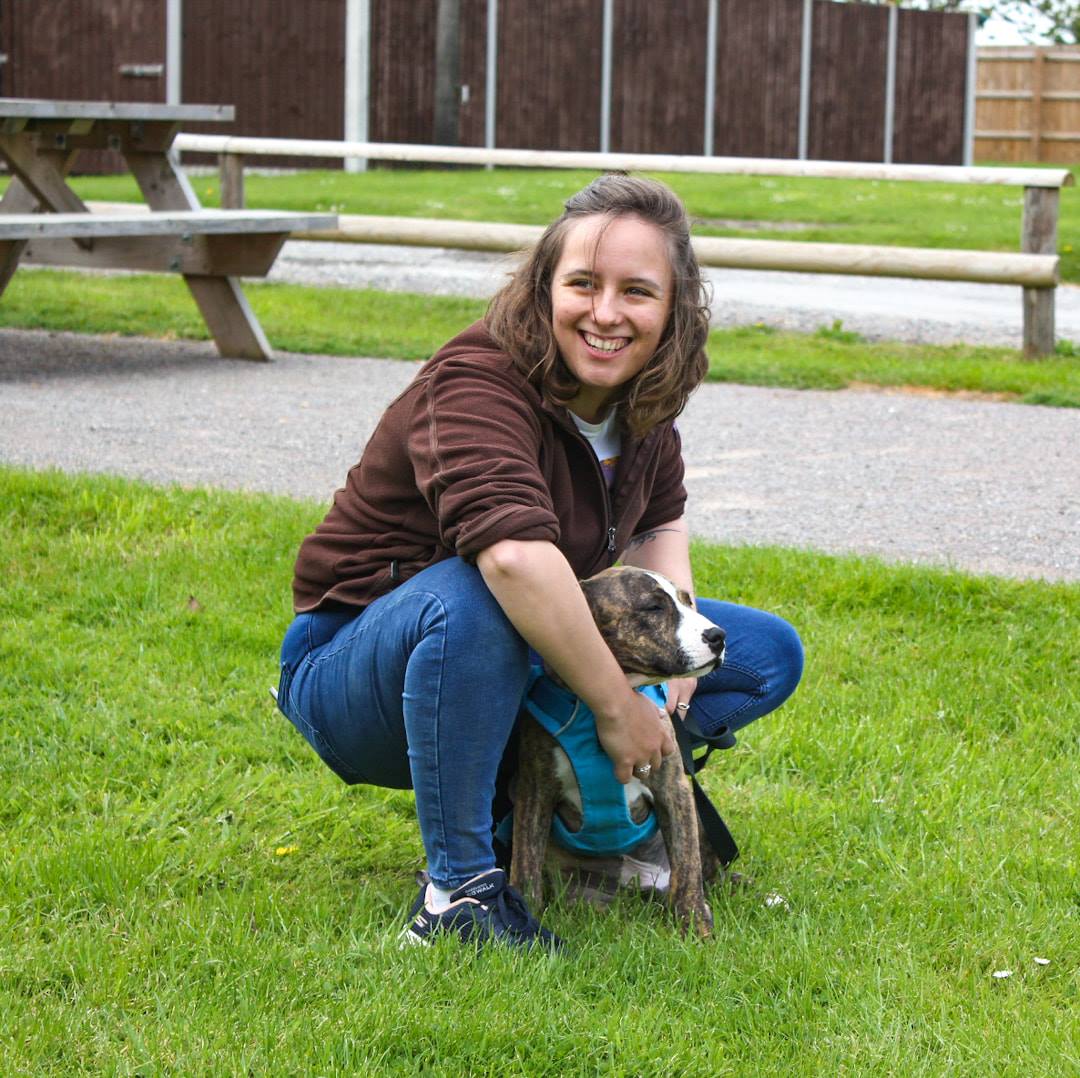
[219,153,245,208]
[1021,185,1058,358]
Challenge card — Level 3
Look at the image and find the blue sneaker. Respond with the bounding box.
[398,869,564,952]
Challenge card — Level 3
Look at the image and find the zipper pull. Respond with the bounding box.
[607,526,617,554]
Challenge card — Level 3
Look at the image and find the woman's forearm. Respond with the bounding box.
[477,539,631,716]
[476,538,675,778]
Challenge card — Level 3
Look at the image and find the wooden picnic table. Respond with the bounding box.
[0,99,335,359]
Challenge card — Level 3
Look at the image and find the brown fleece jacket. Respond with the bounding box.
[291,321,687,612]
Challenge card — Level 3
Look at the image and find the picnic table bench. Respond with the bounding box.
[0,99,336,359]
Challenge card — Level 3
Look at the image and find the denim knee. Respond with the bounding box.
[691,600,805,736]
[415,558,529,677]
[764,614,804,713]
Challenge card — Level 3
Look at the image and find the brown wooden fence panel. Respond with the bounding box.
[809,0,888,162]
[369,0,436,145]
[496,0,602,152]
[0,0,975,171]
[368,0,487,149]
[0,0,165,173]
[610,0,708,155]
[713,0,803,159]
[182,0,345,168]
[976,46,1080,164]
[457,0,490,147]
[893,8,968,165]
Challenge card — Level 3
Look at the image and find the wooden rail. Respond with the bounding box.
[174,134,1076,357]
[288,214,1058,288]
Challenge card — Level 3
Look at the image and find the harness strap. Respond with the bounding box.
[673,715,739,868]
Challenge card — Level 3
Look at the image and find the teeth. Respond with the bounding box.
[584,332,628,352]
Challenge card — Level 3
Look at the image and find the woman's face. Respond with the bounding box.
[550,213,674,422]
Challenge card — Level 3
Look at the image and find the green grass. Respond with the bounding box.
[2,466,1078,1075]
[5,268,1080,407]
[63,163,1080,283]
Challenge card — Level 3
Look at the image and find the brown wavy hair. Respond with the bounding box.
[485,173,711,438]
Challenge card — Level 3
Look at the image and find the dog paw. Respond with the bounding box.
[673,894,713,938]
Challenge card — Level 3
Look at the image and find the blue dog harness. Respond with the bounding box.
[520,667,665,856]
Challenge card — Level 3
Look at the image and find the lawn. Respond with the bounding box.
[2,467,1077,1075]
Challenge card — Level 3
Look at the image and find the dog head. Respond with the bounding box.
[579,567,726,686]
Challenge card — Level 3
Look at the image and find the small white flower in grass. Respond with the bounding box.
[763,892,790,910]
[992,969,1013,979]
[1033,957,1050,966]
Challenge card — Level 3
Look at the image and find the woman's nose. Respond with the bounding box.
[592,289,620,326]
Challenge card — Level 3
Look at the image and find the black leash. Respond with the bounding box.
[673,716,739,868]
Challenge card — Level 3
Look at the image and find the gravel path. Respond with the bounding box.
[3,327,1077,583]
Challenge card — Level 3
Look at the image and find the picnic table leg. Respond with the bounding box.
[0,239,27,297]
[0,147,95,254]
[125,148,273,359]
[0,138,89,216]
[0,182,37,294]
[184,275,273,359]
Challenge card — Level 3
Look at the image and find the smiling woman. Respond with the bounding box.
[274,173,804,951]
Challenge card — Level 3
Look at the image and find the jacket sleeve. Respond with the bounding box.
[633,423,688,534]
[408,360,562,559]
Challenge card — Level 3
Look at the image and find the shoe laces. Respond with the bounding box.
[484,879,540,936]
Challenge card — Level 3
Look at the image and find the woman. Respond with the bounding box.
[277,174,803,951]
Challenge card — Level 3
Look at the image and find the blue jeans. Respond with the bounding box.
[277,557,803,890]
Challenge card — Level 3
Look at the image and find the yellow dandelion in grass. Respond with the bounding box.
[1064,244,1073,254]
[275,845,299,857]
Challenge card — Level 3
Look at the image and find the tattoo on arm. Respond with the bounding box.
[625,527,681,551]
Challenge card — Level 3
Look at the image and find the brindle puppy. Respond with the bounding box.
[510,566,727,937]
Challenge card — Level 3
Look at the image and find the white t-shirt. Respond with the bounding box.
[571,409,621,489]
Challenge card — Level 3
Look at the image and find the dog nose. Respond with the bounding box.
[703,626,726,653]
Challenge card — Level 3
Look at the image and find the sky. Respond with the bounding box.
[976,9,1056,45]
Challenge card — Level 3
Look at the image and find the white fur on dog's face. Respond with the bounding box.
[639,570,726,679]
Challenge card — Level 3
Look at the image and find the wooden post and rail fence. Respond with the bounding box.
[172,133,1074,358]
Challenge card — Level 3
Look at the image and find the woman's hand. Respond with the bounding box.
[664,676,698,724]
[593,690,676,784]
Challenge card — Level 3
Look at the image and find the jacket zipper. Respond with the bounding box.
[564,417,619,567]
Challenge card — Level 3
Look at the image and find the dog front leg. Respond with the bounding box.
[698,820,721,885]
[509,718,560,911]
[648,749,714,938]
